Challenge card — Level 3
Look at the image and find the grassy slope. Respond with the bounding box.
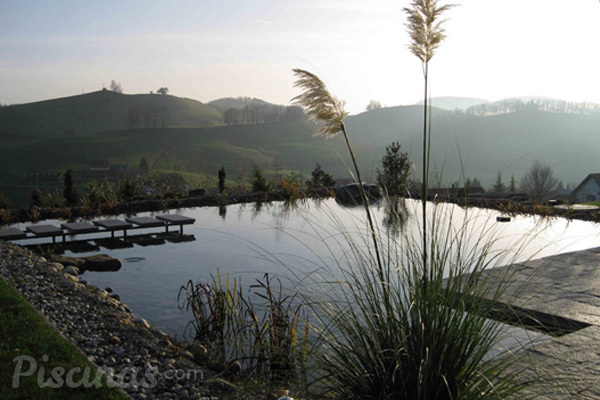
[2,96,599,205]
[0,120,357,180]
[347,107,600,186]
[0,277,128,399]
[0,90,223,139]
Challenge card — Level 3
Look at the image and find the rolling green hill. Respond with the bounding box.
[1,92,599,206]
[0,90,223,140]
[347,106,600,188]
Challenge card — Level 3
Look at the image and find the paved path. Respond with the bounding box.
[474,247,600,398]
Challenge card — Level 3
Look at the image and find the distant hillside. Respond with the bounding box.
[0,90,223,139]
[208,97,273,112]
[2,92,600,206]
[0,120,361,184]
[415,96,490,111]
[348,105,600,187]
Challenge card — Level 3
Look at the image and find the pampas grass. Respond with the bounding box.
[404,0,455,271]
[292,68,384,282]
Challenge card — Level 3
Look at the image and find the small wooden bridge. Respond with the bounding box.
[0,214,195,244]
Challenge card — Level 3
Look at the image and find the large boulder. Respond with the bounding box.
[80,254,122,272]
[335,183,382,205]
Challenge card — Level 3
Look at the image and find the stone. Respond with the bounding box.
[49,262,64,271]
[63,273,79,283]
[51,255,85,268]
[109,336,121,344]
[63,265,79,276]
[188,344,208,360]
[134,317,151,329]
[179,350,194,361]
[81,254,122,272]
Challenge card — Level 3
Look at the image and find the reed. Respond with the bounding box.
[178,272,309,388]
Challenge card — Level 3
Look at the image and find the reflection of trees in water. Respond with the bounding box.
[251,201,267,219]
[218,204,227,220]
[383,197,409,237]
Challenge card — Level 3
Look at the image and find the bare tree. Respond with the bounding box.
[109,80,123,93]
[366,100,382,111]
[520,160,558,202]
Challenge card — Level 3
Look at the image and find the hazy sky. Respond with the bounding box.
[1,0,598,113]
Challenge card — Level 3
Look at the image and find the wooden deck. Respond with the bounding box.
[0,214,196,244]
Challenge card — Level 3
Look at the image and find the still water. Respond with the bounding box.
[12,198,600,340]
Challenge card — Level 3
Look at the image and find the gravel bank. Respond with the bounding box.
[0,241,238,399]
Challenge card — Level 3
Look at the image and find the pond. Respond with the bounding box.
[11,198,600,343]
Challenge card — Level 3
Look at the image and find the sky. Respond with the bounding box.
[0,0,598,114]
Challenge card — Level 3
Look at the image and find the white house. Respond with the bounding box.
[572,174,600,203]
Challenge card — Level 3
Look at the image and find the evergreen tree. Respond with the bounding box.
[306,163,335,189]
[493,171,506,192]
[63,169,78,207]
[218,166,226,194]
[31,188,42,207]
[250,162,270,192]
[376,142,412,196]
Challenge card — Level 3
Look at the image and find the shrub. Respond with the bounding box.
[250,162,270,193]
[304,204,533,399]
[62,168,78,207]
[292,61,542,399]
[178,272,309,388]
[218,166,226,195]
[306,163,335,190]
[0,192,12,209]
[280,172,306,200]
[117,175,143,201]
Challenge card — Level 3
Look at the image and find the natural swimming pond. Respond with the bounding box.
[11,198,600,344]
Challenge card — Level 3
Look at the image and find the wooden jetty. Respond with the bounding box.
[0,214,195,244]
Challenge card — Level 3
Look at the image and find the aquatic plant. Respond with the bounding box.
[289,4,548,391]
[302,202,537,399]
[178,272,309,388]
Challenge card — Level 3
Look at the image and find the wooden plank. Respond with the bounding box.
[156,215,196,225]
[125,216,164,228]
[0,227,27,240]
[61,222,100,234]
[26,224,63,237]
[93,219,133,230]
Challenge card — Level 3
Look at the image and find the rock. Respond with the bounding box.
[49,262,64,271]
[188,344,208,360]
[65,281,78,290]
[179,350,194,361]
[63,265,79,276]
[134,317,151,329]
[81,254,122,272]
[63,273,79,283]
[335,183,382,205]
[51,255,85,268]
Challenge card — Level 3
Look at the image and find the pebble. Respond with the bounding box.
[0,242,222,400]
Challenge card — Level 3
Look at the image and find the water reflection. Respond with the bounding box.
[382,197,409,237]
[218,204,227,220]
[14,198,600,339]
